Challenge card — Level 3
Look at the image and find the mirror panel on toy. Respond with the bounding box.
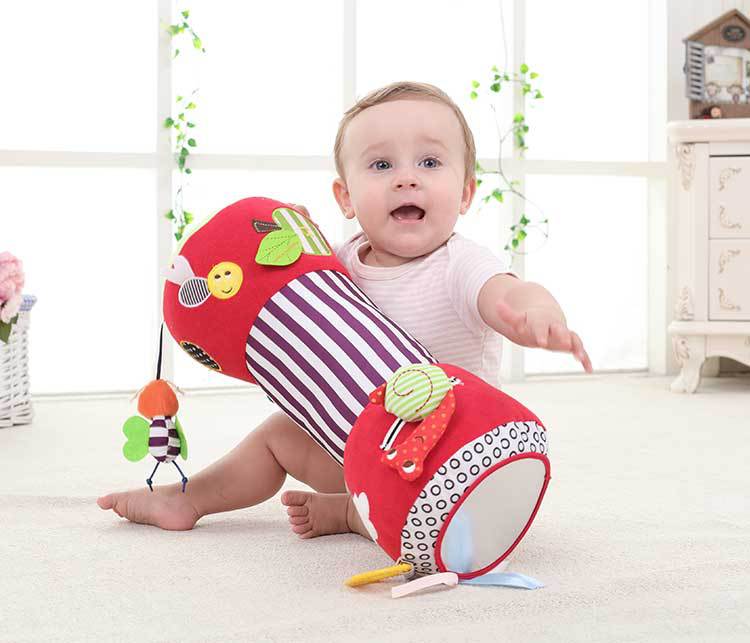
[440,456,547,576]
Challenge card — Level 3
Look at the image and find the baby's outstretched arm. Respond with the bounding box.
[97,412,346,530]
[478,274,593,373]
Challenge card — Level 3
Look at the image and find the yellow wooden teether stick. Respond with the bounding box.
[344,563,413,587]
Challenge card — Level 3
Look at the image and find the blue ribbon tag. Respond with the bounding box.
[460,572,544,590]
[441,501,544,590]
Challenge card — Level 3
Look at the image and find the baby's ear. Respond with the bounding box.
[459,177,477,215]
[332,177,356,220]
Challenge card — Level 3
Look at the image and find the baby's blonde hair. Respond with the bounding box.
[333,81,476,185]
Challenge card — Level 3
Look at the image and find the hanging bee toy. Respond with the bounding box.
[122,326,189,492]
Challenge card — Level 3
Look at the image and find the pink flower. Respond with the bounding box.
[0,252,25,303]
[0,292,22,323]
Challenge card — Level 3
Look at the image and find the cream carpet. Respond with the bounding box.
[1,374,748,642]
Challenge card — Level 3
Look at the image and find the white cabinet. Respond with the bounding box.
[668,119,750,393]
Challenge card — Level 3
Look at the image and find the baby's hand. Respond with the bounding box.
[496,300,593,373]
[289,203,311,218]
[289,203,325,231]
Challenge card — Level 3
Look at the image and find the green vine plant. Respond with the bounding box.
[470,64,548,254]
[163,9,206,242]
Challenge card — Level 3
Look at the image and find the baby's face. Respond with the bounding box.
[333,98,475,266]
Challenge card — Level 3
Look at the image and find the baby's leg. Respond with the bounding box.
[97,411,343,530]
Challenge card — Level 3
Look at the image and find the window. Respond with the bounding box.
[524,175,649,373]
[2,1,665,393]
[1,167,157,392]
[187,1,344,155]
[0,2,155,152]
[525,0,651,162]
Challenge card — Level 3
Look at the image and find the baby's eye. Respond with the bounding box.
[420,157,441,169]
[371,159,391,171]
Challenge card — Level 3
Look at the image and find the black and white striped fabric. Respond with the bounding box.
[178,277,210,308]
[245,269,435,464]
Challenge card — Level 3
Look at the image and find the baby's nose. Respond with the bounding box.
[392,176,420,190]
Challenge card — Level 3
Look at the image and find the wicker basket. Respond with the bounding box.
[0,295,37,428]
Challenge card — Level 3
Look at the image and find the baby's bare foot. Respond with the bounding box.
[97,483,201,531]
[280,490,371,540]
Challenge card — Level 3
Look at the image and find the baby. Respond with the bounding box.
[97,81,591,537]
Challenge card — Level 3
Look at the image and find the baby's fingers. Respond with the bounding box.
[529,320,551,348]
[289,203,311,218]
[548,322,573,352]
[571,332,593,373]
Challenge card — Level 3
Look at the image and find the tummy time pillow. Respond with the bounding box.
[162,197,550,594]
[344,363,549,587]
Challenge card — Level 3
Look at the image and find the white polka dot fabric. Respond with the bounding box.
[400,420,548,575]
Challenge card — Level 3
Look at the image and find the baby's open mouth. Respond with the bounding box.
[390,205,425,221]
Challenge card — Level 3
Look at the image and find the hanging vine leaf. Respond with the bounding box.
[163,8,206,242]
[468,63,548,256]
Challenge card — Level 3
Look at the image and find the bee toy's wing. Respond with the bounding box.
[175,416,188,460]
[122,416,150,462]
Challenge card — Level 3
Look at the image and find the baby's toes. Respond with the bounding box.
[281,490,311,508]
[96,494,115,510]
[111,494,128,518]
[286,504,308,517]
[291,522,312,536]
[99,492,128,518]
[288,515,309,526]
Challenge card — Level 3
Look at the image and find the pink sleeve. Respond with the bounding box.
[445,235,514,334]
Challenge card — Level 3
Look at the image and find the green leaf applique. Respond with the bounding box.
[255,230,303,266]
[271,208,332,257]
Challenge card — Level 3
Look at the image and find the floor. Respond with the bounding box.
[1,373,748,642]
